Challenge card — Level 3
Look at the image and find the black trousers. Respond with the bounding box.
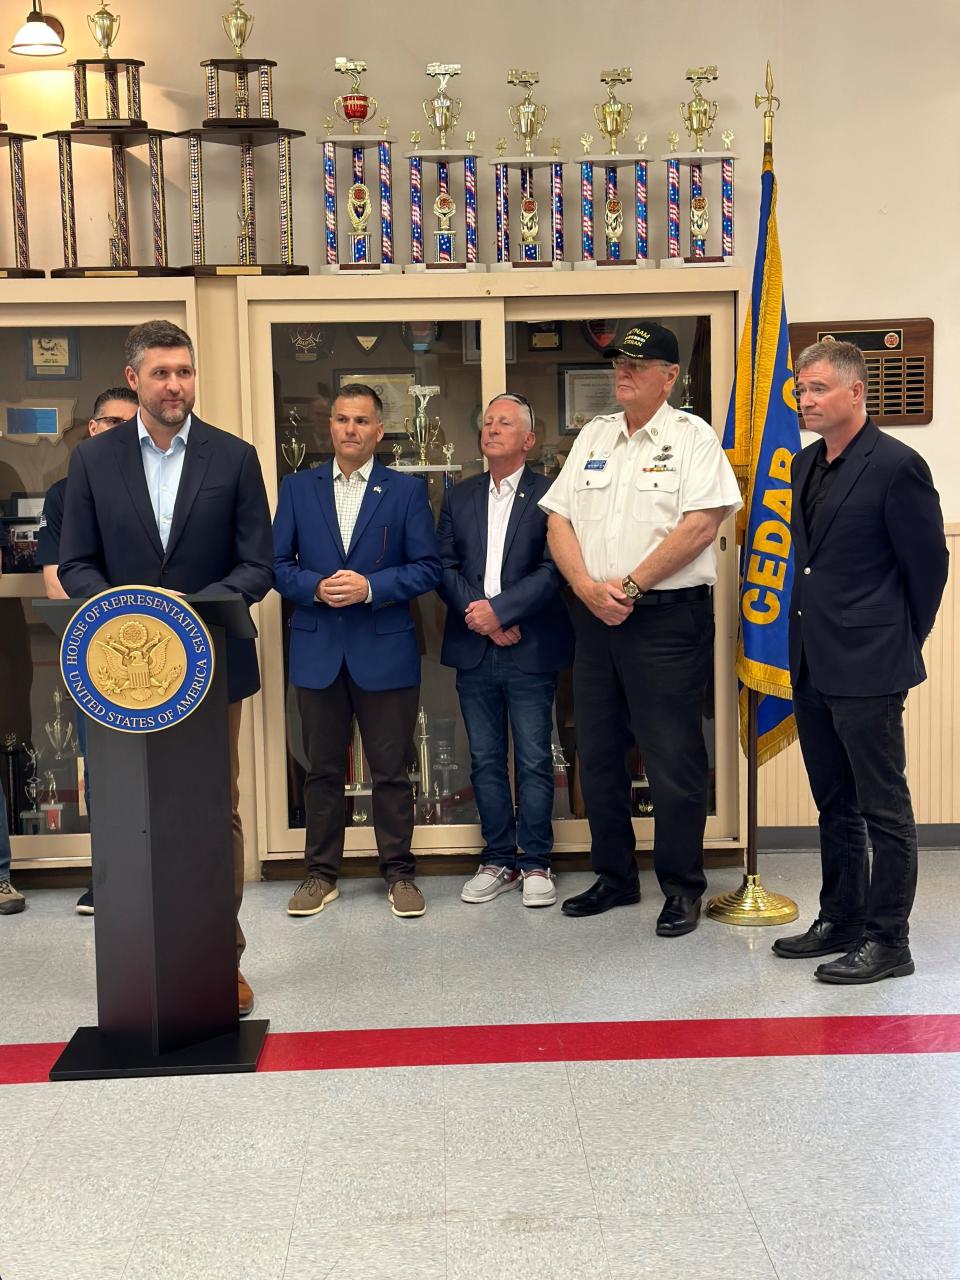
[793,668,917,946]
[572,595,714,899]
[297,666,419,885]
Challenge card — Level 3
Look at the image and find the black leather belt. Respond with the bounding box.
[635,585,711,605]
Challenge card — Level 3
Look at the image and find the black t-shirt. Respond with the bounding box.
[36,476,67,567]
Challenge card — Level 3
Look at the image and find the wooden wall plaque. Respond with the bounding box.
[788,317,933,426]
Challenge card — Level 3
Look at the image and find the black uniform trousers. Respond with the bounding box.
[297,664,419,885]
[572,592,714,899]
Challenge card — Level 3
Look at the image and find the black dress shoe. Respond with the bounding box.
[655,896,701,937]
[561,878,641,917]
[815,938,914,985]
[771,917,863,959]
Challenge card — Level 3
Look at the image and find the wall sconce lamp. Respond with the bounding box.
[9,2,66,57]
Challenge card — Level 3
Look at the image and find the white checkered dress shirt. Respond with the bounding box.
[332,456,373,552]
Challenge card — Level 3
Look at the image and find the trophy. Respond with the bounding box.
[19,744,42,835]
[44,2,179,277]
[0,69,43,277]
[661,67,737,266]
[404,384,441,465]
[334,56,378,133]
[345,719,371,796]
[405,65,483,271]
[41,771,63,833]
[280,407,306,471]
[181,1,307,275]
[45,690,76,761]
[222,0,253,54]
[319,60,399,272]
[576,71,652,269]
[414,706,432,816]
[679,372,695,412]
[391,441,404,467]
[490,71,568,269]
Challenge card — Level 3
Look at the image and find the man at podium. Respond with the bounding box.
[57,320,274,1017]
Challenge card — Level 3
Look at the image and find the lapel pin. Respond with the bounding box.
[373,485,382,493]
[518,491,525,498]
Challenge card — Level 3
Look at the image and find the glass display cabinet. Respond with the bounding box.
[239,269,745,864]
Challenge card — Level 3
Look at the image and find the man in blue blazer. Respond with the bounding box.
[274,384,441,920]
[58,320,274,1016]
[439,393,574,908]
[773,340,948,984]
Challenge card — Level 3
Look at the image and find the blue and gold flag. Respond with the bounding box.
[723,151,801,764]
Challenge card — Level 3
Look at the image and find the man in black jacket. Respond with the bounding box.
[58,320,274,1015]
[773,340,948,983]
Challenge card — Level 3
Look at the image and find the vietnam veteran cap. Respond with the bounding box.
[604,322,680,364]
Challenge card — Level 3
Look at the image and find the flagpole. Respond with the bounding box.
[707,64,798,927]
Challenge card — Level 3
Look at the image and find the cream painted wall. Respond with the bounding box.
[2,0,957,512]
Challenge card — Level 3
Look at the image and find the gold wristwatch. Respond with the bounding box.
[622,574,643,599]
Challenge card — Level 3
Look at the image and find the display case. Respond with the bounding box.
[0,280,198,869]
[239,269,746,862]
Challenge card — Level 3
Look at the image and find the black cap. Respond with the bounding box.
[604,322,679,365]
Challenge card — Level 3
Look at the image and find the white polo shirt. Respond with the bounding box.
[538,401,742,587]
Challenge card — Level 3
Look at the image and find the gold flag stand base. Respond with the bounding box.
[706,873,798,927]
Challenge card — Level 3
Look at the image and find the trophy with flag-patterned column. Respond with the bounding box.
[574,68,654,270]
[489,70,570,271]
[0,69,43,278]
[660,66,738,267]
[404,63,484,272]
[317,57,400,273]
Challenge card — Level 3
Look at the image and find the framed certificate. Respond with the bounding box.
[334,368,415,438]
[24,331,81,380]
[557,364,617,433]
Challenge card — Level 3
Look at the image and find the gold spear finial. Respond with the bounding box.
[754,61,780,151]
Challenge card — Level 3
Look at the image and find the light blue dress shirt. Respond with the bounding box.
[138,411,192,551]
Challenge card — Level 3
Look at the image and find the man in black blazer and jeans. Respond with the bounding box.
[773,340,948,983]
[58,320,274,1016]
[438,393,574,908]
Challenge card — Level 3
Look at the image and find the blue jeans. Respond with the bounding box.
[456,645,557,871]
[0,784,12,881]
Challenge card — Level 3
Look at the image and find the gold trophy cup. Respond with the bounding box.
[507,69,546,156]
[423,62,462,149]
[593,67,633,156]
[680,66,718,152]
[87,1,120,57]
[222,0,253,55]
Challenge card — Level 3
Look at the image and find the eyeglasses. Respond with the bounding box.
[611,356,671,373]
[92,415,130,427]
[486,391,535,428]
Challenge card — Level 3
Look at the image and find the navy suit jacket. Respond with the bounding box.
[273,459,441,691]
[58,416,273,703]
[438,466,574,674]
[789,420,948,696]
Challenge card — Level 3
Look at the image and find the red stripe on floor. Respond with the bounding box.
[2,1014,959,1085]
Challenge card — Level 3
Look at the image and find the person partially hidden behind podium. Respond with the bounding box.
[37,384,138,916]
[57,320,274,1016]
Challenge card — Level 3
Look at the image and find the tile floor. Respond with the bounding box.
[1,849,958,1279]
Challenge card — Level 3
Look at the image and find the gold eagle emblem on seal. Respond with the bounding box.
[88,616,187,708]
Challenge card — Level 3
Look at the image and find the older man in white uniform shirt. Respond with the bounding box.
[541,323,742,937]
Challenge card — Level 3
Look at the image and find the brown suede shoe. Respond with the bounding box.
[238,971,254,1017]
[389,880,425,918]
[287,876,339,917]
[0,880,25,915]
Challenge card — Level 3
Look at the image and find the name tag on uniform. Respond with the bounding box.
[584,458,607,471]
